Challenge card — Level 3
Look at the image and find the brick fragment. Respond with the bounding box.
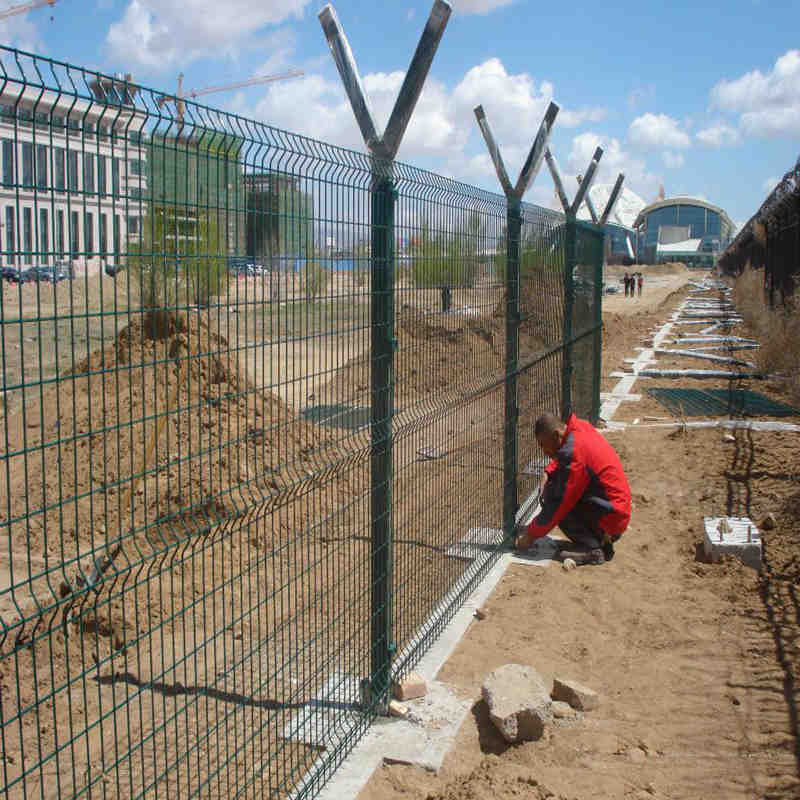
[393,671,427,701]
[551,677,599,711]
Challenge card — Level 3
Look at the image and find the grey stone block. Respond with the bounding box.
[551,677,600,711]
[481,664,552,743]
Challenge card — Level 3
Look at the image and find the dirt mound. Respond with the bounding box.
[1,309,345,576]
[657,284,691,309]
[326,310,506,410]
[422,758,571,800]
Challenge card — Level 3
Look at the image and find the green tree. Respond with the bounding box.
[128,205,228,322]
[410,216,480,289]
[184,212,228,307]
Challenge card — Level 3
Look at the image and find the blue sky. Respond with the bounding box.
[3,0,799,227]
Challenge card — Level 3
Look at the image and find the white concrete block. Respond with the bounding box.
[703,517,761,571]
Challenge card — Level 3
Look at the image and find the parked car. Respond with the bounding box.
[24,265,62,283]
[1,266,25,283]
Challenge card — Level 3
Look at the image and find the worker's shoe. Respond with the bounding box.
[558,547,605,566]
[601,537,615,562]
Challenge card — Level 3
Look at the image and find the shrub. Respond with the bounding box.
[734,266,800,405]
[410,230,478,288]
[128,206,228,314]
[301,260,329,300]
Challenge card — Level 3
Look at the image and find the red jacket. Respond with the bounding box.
[526,414,631,540]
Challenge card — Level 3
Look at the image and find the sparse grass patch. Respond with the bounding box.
[734,266,800,404]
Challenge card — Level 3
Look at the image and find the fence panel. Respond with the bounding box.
[388,172,507,678]
[720,155,800,304]
[514,205,567,491]
[571,221,604,422]
[0,47,593,799]
[0,48,378,800]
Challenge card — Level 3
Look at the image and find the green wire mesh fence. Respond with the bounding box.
[0,48,602,799]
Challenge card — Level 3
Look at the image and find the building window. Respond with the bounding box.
[84,212,94,255]
[112,157,120,196]
[2,139,14,187]
[54,148,65,191]
[5,207,15,265]
[17,107,32,127]
[127,215,139,235]
[52,114,64,129]
[129,186,145,201]
[22,207,32,265]
[36,144,47,189]
[100,213,108,257]
[70,211,79,258]
[83,153,95,195]
[67,150,78,191]
[56,209,65,258]
[39,208,49,265]
[129,158,144,176]
[98,155,107,197]
[22,142,33,187]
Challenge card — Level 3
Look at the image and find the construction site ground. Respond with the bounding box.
[359,271,800,800]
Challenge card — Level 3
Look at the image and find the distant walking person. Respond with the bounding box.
[637,272,643,297]
[623,272,630,297]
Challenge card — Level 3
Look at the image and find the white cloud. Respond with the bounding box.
[629,112,691,151]
[762,176,779,193]
[452,0,516,12]
[247,69,464,160]
[105,0,310,70]
[710,49,800,138]
[740,106,800,138]
[243,57,605,192]
[0,13,46,54]
[566,131,661,201]
[662,151,684,169]
[451,58,604,134]
[695,122,741,147]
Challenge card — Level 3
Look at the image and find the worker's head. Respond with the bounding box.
[534,413,566,458]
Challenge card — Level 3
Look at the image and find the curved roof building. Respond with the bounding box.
[633,197,734,266]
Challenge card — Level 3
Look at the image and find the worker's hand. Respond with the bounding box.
[514,523,532,551]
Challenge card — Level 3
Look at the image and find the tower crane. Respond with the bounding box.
[0,0,57,20]
[156,69,303,122]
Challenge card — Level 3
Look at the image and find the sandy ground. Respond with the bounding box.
[7,260,798,799]
[357,270,800,800]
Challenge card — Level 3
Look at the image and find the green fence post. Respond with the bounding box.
[370,174,396,706]
[504,196,521,540]
[473,103,558,541]
[592,230,603,423]
[562,215,576,421]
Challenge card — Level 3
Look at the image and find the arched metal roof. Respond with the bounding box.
[632,197,734,232]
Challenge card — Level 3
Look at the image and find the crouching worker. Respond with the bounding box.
[515,412,631,566]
